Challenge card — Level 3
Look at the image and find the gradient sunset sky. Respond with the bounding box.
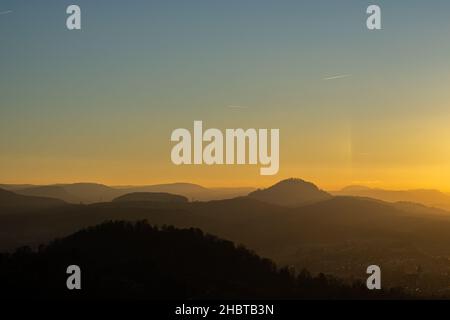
[1,0,450,190]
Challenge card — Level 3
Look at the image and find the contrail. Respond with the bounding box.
[0,10,12,16]
[323,74,352,81]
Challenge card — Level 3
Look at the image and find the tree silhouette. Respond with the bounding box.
[0,221,409,300]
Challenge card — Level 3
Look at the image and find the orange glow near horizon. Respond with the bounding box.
[3,2,450,193]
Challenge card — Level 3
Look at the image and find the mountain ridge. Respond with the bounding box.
[248,178,332,207]
[112,192,188,203]
[334,185,450,211]
[1,182,255,204]
[0,187,66,210]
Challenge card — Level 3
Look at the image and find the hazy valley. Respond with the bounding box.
[2,178,450,296]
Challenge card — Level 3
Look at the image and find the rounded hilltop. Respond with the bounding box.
[248,178,331,207]
[112,192,188,203]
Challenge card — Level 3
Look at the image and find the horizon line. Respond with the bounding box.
[1,179,448,193]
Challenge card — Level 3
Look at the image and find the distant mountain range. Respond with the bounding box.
[0,187,66,209]
[3,177,450,295]
[112,192,188,204]
[6,180,450,213]
[0,182,255,204]
[333,185,450,211]
[5,177,450,294]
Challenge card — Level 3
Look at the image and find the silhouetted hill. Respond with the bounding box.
[121,183,255,201]
[393,201,450,216]
[334,186,450,211]
[0,182,255,204]
[17,186,79,203]
[58,183,122,203]
[212,187,256,196]
[0,221,406,299]
[120,183,212,201]
[0,188,66,211]
[4,180,450,295]
[5,183,121,204]
[0,184,35,191]
[112,192,188,203]
[248,178,332,207]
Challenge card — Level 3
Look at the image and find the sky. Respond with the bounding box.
[1,0,450,190]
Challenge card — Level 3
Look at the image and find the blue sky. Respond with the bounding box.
[1,1,450,189]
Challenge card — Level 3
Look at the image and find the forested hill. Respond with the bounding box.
[0,221,407,299]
